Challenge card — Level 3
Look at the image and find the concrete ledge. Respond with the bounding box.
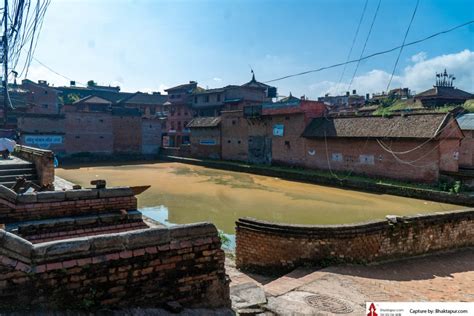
[65,189,98,200]
[98,187,134,198]
[0,185,17,202]
[36,191,66,202]
[0,222,218,264]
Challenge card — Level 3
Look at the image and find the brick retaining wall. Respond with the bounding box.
[0,187,137,223]
[0,222,229,311]
[13,145,55,189]
[235,209,474,274]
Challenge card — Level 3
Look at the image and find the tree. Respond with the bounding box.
[87,80,97,87]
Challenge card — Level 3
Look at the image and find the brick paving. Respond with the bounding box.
[228,248,474,315]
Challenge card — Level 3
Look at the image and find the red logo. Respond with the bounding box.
[367,303,378,316]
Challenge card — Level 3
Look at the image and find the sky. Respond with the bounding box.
[21,0,474,99]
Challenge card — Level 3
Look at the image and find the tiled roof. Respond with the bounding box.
[111,107,141,117]
[302,113,452,139]
[457,113,474,130]
[186,117,221,128]
[241,74,271,89]
[165,82,199,93]
[415,86,473,100]
[120,92,167,105]
[73,95,112,105]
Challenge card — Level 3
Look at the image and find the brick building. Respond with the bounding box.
[301,113,463,183]
[457,113,474,168]
[116,91,167,119]
[192,74,275,117]
[163,81,201,147]
[414,70,473,107]
[20,79,61,114]
[64,96,114,155]
[221,95,327,165]
[186,117,222,159]
[17,113,66,154]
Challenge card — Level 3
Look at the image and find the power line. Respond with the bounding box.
[334,0,369,95]
[347,0,382,92]
[264,20,474,84]
[386,0,420,91]
[32,57,87,86]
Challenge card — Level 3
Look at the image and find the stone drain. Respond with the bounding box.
[304,293,354,314]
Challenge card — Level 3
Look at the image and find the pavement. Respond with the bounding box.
[227,248,474,315]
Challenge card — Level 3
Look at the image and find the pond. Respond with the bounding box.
[57,162,465,249]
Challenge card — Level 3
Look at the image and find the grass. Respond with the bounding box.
[372,98,474,116]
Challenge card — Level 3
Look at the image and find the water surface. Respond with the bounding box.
[57,162,464,235]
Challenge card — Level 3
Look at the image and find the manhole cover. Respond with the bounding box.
[304,294,354,314]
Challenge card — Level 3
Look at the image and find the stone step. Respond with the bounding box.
[0,163,35,170]
[0,174,37,182]
[0,168,36,176]
[0,180,40,189]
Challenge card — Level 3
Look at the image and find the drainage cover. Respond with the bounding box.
[304,294,354,314]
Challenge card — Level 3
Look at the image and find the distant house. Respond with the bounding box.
[457,113,474,168]
[318,90,365,112]
[414,70,473,107]
[191,74,275,117]
[302,113,463,183]
[186,117,222,159]
[63,96,114,155]
[221,94,327,165]
[164,81,202,147]
[116,91,167,119]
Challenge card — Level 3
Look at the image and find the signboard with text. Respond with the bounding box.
[24,135,63,149]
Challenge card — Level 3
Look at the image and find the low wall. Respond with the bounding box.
[14,145,55,188]
[0,222,229,311]
[160,146,192,158]
[7,210,148,243]
[0,186,137,223]
[236,209,474,274]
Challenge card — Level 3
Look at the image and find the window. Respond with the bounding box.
[232,120,236,125]
[359,155,375,165]
[100,136,104,139]
[227,140,231,143]
[75,136,80,139]
[42,104,48,109]
[44,91,48,95]
[178,121,182,130]
[205,95,209,103]
[194,96,197,103]
[285,116,290,120]
[217,94,221,102]
[285,140,290,148]
[99,119,104,123]
[238,140,241,144]
[331,153,343,162]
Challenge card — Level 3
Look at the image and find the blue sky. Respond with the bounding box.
[24,0,474,98]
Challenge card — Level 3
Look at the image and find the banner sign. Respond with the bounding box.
[24,135,63,149]
[273,124,284,136]
[199,139,217,145]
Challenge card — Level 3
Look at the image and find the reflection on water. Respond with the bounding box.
[57,162,464,240]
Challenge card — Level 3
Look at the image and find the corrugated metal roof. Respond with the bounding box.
[457,113,474,130]
[186,117,221,128]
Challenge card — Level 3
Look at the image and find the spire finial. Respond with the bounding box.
[250,69,255,82]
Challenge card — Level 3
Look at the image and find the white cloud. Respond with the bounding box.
[410,51,427,63]
[213,77,222,82]
[309,49,474,97]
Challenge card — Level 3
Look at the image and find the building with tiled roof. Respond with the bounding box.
[414,70,473,107]
[301,112,463,183]
[457,113,474,168]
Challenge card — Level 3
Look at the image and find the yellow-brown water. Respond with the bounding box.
[57,162,464,236]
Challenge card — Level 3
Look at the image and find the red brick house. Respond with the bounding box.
[117,91,167,119]
[164,81,201,147]
[457,113,474,168]
[186,117,222,159]
[20,79,61,114]
[221,95,327,165]
[301,113,464,183]
[64,96,114,155]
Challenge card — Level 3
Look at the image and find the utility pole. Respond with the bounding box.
[2,0,8,126]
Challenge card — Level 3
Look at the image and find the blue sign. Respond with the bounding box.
[273,124,284,137]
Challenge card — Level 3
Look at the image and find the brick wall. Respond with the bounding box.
[221,111,252,162]
[10,210,148,243]
[113,115,142,154]
[0,187,137,223]
[236,209,474,273]
[302,138,441,183]
[141,118,162,155]
[459,130,473,168]
[189,128,221,159]
[270,113,307,166]
[65,111,114,155]
[13,145,55,188]
[0,223,229,311]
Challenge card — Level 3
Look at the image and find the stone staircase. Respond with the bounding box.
[0,159,38,188]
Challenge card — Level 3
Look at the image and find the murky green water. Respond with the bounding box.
[57,162,464,246]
